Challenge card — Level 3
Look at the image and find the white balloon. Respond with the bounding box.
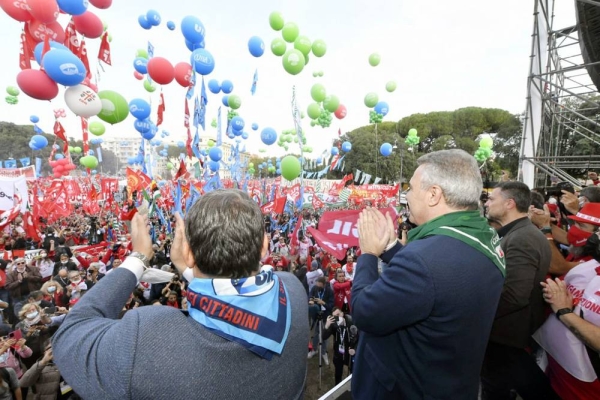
[64,84,102,118]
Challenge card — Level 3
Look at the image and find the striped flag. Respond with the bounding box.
[338,187,352,203]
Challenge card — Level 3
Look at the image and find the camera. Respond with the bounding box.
[536,181,575,199]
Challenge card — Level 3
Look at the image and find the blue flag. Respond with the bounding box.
[33,125,43,134]
[251,69,258,95]
[19,157,30,167]
[216,106,222,146]
[199,76,207,130]
[173,180,182,214]
[192,128,201,160]
[193,96,200,128]
[4,160,17,169]
[186,71,196,100]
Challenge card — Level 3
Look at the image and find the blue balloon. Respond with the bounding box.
[141,129,156,140]
[227,132,235,139]
[90,138,98,145]
[92,170,97,174]
[221,95,229,107]
[134,119,152,134]
[29,142,38,151]
[136,155,144,163]
[208,147,223,162]
[342,141,352,152]
[248,36,265,57]
[181,16,206,44]
[29,115,39,123]
[331,147,339,156]
[251,123,258,131]
[221,80,233,94]
[241,132,249,140]
[190,48,215,75]
[233,129,242,137]
[33,41,69,65]
[32,135,48,148]
[57,0,88,15]
[208,160,220,172]
[88,150,94,156]
[146,10,161,26]
[128,98,151,120]
[276,161,281,167]
[260,127,277,146]
[177,141,185,148]
[42,49,86,86]
[380,142,393,157]
[133,57,148,74]
[138,15,152,30]
[276,169,281,175]
[167,21,176,30]
[55,153,64,160]
[374,101,389,117]
[231,116,245,131]
[184,39,205,52]
[207,79,220,94]
[316,157,322,164]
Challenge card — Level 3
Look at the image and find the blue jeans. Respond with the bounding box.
[309,304,327,354]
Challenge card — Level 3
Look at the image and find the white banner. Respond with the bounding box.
[0,176,28,213]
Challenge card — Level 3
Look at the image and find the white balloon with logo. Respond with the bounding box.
[64,84,103,117]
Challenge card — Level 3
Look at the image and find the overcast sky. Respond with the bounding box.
[0,0,579,158]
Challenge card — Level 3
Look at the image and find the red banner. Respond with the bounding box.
[98,31,111,65]
[101,178,119,203]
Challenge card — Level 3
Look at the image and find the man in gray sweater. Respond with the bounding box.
[52,189,308,399]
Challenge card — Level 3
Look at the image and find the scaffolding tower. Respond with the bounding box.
[519,0,600,188]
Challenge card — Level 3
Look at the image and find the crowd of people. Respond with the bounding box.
[0,151,599,399]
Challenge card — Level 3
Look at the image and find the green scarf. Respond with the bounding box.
[407,210,506,276]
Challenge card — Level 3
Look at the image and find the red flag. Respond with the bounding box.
[19,31,31,70]
[186,128,193,158]
[78,39,92,80]
[338,128,341,137]
[157,92,165,126]
[174,159,190,181]
[23,25,37,61]
[81,117,89,154]
[97,31,111,65]
[184,99,190,128]
[53,121,69,153]
[290,215,303,248]
[0,195,22,229]
[100,178,118,204]
[64,19,80,54]
[40,34,51,70]
[312,194,324,210]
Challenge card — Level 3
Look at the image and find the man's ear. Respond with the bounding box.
[261,234,269,258]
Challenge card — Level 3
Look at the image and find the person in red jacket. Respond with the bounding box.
[332,269,352,313]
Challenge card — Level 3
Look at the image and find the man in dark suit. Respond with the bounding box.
[352,150,506,399]
[482,181,559,399]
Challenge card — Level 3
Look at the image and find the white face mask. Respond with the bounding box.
[26,311,39,320]
[71,278,81,284]
[140,268,175,284]
[47,286,56,294]
[0,351,8,364]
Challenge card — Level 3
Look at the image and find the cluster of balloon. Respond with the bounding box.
[89,137,103,145]
[363,54,397,122]
[257,158,279,175]
[312,71,324,78]
[127,154,144,165]
[227,116,249,140]
[369,110,383,124]
[474,136,494,162]
[129,98,158,140]
[138,9,161,30]
[29,135,48,150]
[405,128,420,148]
[49,157,76,179]
[380,142,393,157]
[307,83,345,128]
[281,155,301,181]
[5,86,19,105]
[268,11,326,76]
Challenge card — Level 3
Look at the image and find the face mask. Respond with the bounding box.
[567,225,593,247]
[47,286,56,294]
[71,278,81,284]
[0,351,8,364]
[26,311,39,320]
[61,261,68,265]
[140,268,175,284]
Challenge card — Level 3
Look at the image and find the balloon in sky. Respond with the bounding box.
[33,40,69,64]
[261,127,277,145]
[128,98,151,120]
[27,0,59,23]
[207,79,220,94]
[369,53,381,67]
[173,62,192,87]
[64,85,102,117]
[251,123,258,131]
[269,11,284,31]
[228,94,241,109]
[181,15,206,44]
[294,36,311,55]
[311,39,327,57]
[208,147,223,162]
[271,38,286,57]
[221,95,229,107]
[310,83,326,102]
[374,101,389,116]
[73,11,104,38]
[147,57,175,84]
[190,48,215,75]
[57,0,88,16]
[386,81,397,92]
[281,22,299,43]
[89,121,105,136]
[133,57,148,74]
[221,80,233,94]
[342,141,352,152]
[42,49,87,86]
[146,9,161,26]
[364,92,379,108]
[166,21,176,30]
[334,104,347,119]
[138,15,151,30]
[380,142,393,157]
[97,90,128,124]
[280,156,301,181]
[16,69,58,100]
[248,36,265,57]
[282,49,305,75]
[323,95,340,113]
[231,116,245,131]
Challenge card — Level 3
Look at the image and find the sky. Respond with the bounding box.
[0,0,580,159]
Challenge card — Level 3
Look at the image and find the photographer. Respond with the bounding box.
[307,276,334,365]
[322,306,358,385]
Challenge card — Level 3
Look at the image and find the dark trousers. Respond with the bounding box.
[481,342,560,400]
[333,355,353,385]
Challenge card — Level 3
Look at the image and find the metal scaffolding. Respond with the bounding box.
[519,0,600,188]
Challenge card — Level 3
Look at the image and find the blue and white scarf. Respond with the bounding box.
[186,266,291,360]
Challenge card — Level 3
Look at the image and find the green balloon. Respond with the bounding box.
[303,52,309,65]
[307,103,321,119]
[386,81,397,92]
[248,162,254,168]
[207,139,215,148]
[323,95,340,113]
[281,156,301,181]
[369,53,381,66]
[281,22,299,43]
[310,83,327,102]
[89,121,106,136]
[269,11,284,31]
[108,34,113,43]
[80,155,98,169]
[68,146,74,152]
[136,49,148,59]
[318,71,324,77]
[364,92,379,108]
[300,111,305,119]
[282,49,305,75]
[408,128,418,136]
[97,90,129,124]
[6,86,19,96]
[293,136,299,143]
[312,39,327,57]
[5,96,17,105]
[480,136,494,149]
[73,147,82,154]
[166,162,173,169]
[294,35,312,55]
[144,80,156,93]
[228,94,242,110]
[259,148,266,153]
[312,71,318,77]
[271,38,287,57]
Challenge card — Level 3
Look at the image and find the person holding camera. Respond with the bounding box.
[322,306,358,385]
[307,276,334,365]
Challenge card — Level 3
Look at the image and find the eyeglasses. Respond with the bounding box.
[15,262,25,266]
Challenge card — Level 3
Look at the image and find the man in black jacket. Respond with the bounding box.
[482,181,559,399]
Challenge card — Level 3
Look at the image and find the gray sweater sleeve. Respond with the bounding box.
[52,268,140,399]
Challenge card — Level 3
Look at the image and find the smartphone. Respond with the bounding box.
[44,306,57,315]
[8,330,22,341]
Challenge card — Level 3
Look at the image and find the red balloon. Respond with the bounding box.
[174,62,192,87]
[73,11,103,38]
[147,57,175,85]
[133,71,144,80]
[26,0,59,23]
[53,165,64,173]
[334,104,347,120]
[49,160,57,167]
[28,19,65,43]
[53,172,62,178]
[0,0,32,22]
[17,69,59,100]
[88,0,111,9]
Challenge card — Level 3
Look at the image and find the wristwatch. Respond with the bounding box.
[555,308,573,319]
[540,226,552,234]
[128,252,150,267]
